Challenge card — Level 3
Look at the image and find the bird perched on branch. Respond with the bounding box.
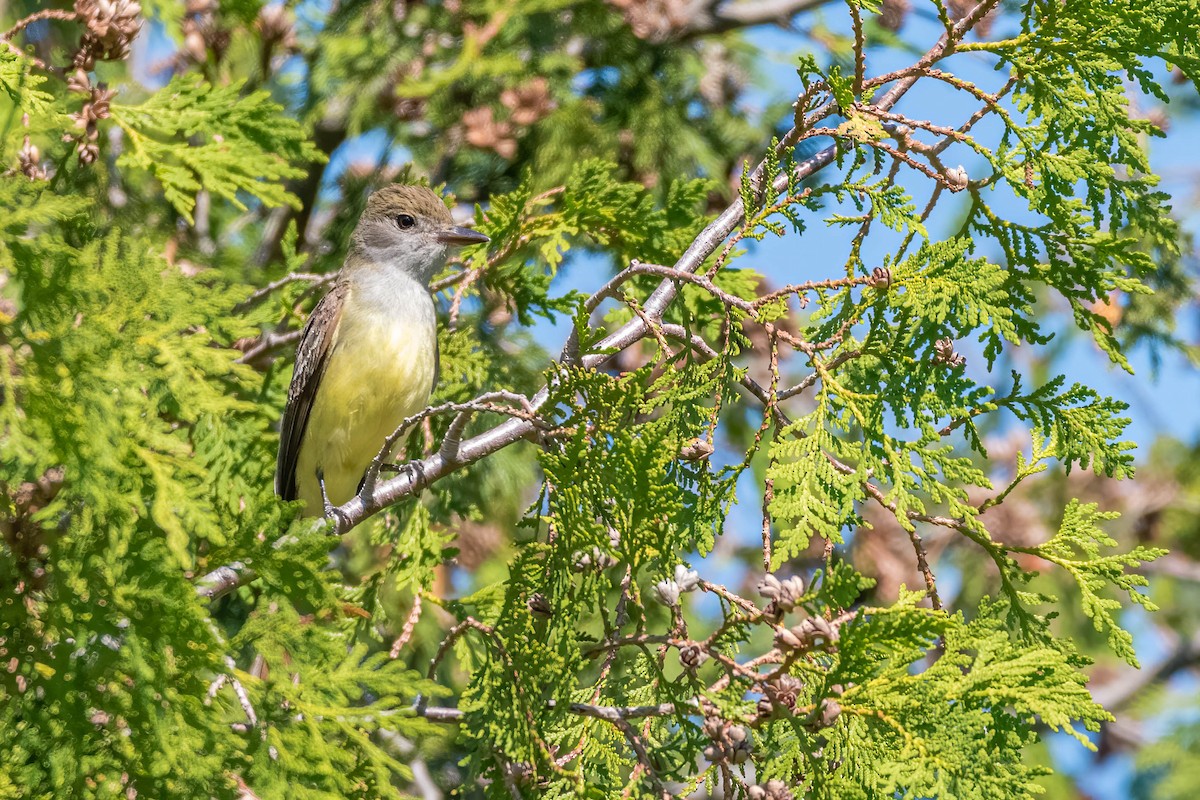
[276,185,490,517]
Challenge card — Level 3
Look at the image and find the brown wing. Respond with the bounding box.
[275,282,347,500]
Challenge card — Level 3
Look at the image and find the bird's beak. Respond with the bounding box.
[436,226,490,246]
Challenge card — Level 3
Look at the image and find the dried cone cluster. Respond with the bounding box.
[946,0,998,37]
[756,572,806,618]
[68,85,117,165]
[500,77,555,126]
[748,780,794,800]
[933,337,966,368]
[17,136,47,181]
[255,4,298,54]
[181,0,229,64]
[879,0,910,32]
[698,43,748,107]
[773,614,839,652]
[464,79,555,159]
[379,60,428,122]
[74,0,143,65]
[55,1,142,164]
[701,717,752,765]
[463,107,517,159]
[607,0,691,42]
[757,674,803,717]
[2,466,66,591]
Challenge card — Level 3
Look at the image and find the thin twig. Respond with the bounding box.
[389,591,424,659]
[224,656,259,728]
[1,9,77,42]
[234,271,331,311]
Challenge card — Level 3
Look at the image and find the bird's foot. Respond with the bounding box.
[380,460,428,491]
[317,468,348,531]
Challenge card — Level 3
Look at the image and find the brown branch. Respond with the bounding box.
[1091,631,1200,712]
[679,0,835,37]
[389,591,423,658]
[197,6,981,596]
[234,271,331,312]
[1,9,77,42]
[863,483,942,610]
[324,145,843,536]
[195,561,256,601]
[850,2,865,96]
[234,328,303,365]
[410,699,688,724]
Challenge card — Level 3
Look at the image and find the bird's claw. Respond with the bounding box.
[380,460,428,491]
[317,467,348,530]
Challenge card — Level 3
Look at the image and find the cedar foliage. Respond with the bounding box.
[0,1,1197,798]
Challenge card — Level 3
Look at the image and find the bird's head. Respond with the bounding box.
[348,184,489,283]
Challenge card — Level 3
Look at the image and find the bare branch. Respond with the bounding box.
[234,271,332,312]
[1,9,77,42]
[195,561,256,602]
[680,0,834,36]
[410,699,689,724]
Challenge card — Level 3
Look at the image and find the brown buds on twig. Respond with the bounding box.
[757,674,803,718]
[871,266,892,289]
[2,467,66,536]
[17,136,46,181]
[179,0,229,66]
[673,565,701,593]
[573,526,620,571]
[652,565,700,608]
[879,0,911,32]
[814,697,842,729]
[66,69,91,95]
[255,5,298,53]
[679,436,715,461]
[607,0,690,43]
[652,578,681,607]
[379,60,427,121]
[462,81,554,160]
[573,546,618,572]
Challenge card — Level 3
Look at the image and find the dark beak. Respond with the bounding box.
[436,226,490,246]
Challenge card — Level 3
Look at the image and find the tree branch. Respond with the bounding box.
[197,7,975,595]
[679,0,834,36]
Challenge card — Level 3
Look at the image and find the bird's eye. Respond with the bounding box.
[396,214,416,229]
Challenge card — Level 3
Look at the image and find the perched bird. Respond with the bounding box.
[275,185,489,516]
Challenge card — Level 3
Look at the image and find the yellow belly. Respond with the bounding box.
[295,294,437,514]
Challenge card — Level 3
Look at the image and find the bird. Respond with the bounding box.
[275,184,490,517]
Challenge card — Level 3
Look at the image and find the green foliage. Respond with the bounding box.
[768,395,867,562]
[0,51,58,141]
[1016,500,1164,665]
[109,76,321,222]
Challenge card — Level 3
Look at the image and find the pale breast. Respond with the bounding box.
[295,284,438,513]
